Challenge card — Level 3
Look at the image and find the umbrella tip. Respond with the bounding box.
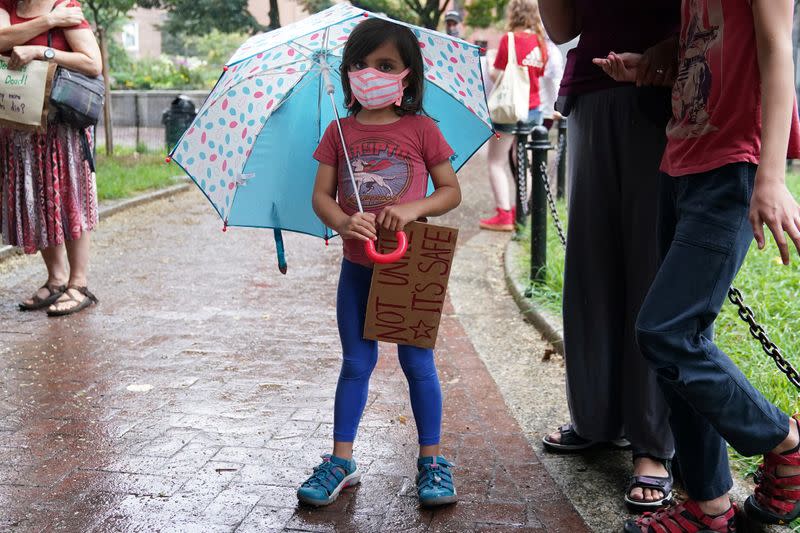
[223,65,229,72]
[480,47,487,54]
[165,156,172,163]
[494,132,501,139]
[362,12,368,17]
[223,220,228,232]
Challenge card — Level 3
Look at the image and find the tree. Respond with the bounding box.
[400,0,448,29]
[138,0,262,36]
[268,0,281,30]
[82,0,139,156]
[465,0,507,29]
[299,0,333,15]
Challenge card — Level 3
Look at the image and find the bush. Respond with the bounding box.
[110,30,248,90]
[111,55,216,90]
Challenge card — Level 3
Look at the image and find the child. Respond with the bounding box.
[596,0,800,530]
[299,17,462,508]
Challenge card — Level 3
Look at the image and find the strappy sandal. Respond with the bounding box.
[624,454,674,512]
[18,283,67,311]
[744,417,800,525]
[46,285,99,317]
[542,423,631,452]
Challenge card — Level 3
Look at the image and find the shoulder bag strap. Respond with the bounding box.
[47,0,70,48]
[506,32,517,70]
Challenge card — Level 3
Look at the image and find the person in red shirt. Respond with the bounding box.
[479,0,547,231]
[0,0,102,316]
[596,0,800,530]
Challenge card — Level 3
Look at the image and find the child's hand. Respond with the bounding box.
[749,176,800,264]
[592,52,641,84]
[338,212,377,242]
[377,204,420,232]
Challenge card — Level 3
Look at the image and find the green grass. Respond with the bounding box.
[517,173,800,509]
[95,151,182,201]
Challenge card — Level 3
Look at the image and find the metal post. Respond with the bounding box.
[557,117,567,199]
[529,125,550,283]
[135,92,141,153]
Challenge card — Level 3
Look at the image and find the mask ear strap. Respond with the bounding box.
[348,93,356,108]
[396,69,411,107]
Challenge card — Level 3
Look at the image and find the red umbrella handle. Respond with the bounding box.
[365,231,408,264]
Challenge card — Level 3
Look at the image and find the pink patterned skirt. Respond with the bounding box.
[0,124,98,254]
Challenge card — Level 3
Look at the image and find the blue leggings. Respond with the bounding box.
[334,259,443,446]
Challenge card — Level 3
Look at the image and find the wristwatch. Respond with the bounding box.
[43,48,56,61]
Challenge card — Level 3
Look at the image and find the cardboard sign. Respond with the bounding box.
[0,56,56,132]
[363,221,458,349]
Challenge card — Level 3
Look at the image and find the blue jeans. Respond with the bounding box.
[333,259,443,446]
[636,163,790,501]
[493,108,542,134]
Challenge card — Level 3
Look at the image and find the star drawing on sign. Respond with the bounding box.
[410,320,435,340]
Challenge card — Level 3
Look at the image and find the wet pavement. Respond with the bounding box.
[0,151,588,532]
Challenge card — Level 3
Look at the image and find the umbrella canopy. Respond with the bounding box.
[170,3,492,244]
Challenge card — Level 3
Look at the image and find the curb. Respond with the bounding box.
[503,237,565,355]
[0,181,192,264]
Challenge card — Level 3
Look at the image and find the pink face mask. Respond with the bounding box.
[347,67,410,110]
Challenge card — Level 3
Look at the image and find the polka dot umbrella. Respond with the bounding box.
[169,3,493,271]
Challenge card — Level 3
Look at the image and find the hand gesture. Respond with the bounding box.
[48,4,85,28]
[377,203,419,232]
[634,37,678,86]
[338,212,377,242]
[592,52,641,83]
[8,46,41,70]
[749,173,800,264]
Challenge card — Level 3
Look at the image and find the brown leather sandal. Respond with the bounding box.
[46,286,99,317]
[19,283,67,311]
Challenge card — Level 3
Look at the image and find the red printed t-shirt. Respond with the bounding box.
[662,0,800,177]
[313,114,454,267]
[0,0,90,54]
[493,32,546,110]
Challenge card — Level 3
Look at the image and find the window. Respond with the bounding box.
[122,22,139,52]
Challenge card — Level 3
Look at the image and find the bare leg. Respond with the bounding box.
[419,444,440,458]
[49,232,92,312]
[487,134,515,211]
[21,244,69,306]
[333,441,354,460]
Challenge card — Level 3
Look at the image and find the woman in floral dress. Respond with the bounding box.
[0,0,102,316]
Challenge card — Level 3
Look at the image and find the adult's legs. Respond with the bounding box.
[559,87,673,502]
[561,88,627,443]
[636,163,789,505]
[50,232,92,312]
[21,244,69,306]
[486,133,515,211]
[398,344,442,456]
[332,260,379,459]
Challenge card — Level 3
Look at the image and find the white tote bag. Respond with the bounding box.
[487,33,530,125]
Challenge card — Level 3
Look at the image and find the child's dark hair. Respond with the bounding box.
[340,18,424,116]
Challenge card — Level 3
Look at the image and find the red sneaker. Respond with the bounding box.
[623,501,737,533]
[479,208,514,231]
[745,418,800,525]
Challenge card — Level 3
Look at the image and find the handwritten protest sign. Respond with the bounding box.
[363,221,459,349]
[0,56,55,131]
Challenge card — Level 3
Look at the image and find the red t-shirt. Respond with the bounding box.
[493,32,546,110]
[0,0,90,54]
[313,114,454,267]
[661,0,800,176]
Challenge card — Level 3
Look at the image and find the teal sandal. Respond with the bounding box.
[297,454,360,506]
[417,455,458,507]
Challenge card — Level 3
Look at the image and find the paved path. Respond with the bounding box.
[0,152,589,532]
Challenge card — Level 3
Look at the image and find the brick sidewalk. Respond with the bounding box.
[0,187,587,532]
